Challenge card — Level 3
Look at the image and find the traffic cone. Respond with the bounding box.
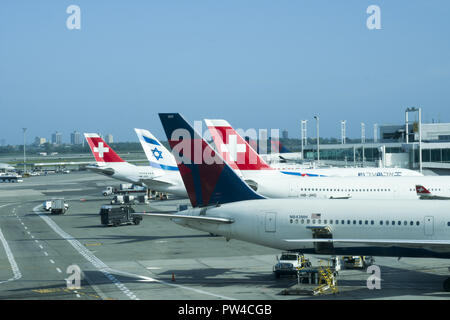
[172,273,175,282]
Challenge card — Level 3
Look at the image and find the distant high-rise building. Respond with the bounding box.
[105,134,113,144]
[34,137,46,145]
[70,131,82,145]
[282,129,289,139]
[52,131,62,145]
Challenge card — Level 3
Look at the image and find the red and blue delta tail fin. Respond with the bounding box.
[84,133,125,163]
[158,113,265,208]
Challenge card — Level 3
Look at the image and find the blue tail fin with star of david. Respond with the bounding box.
[134,128,179,171]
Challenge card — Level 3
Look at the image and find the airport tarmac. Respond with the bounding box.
[0,171,449,300]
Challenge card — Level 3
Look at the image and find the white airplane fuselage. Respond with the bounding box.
[89,162,450,200]
[175,198,450,258]
[241,170,450,200]
[87,162,187,196]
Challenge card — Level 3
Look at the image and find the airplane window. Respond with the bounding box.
[447,222,450,226]
[398,221,401,226]
[386,221,389,225]
[353,220,356,225]
[307,219,310,224]
[290,219,293,224]
[295,219,299,224]
[330,219,333,224]
[380,221,383,225]
[404,221,407,226]
[318,219,321,224]
[371,220,374,225]
[312,219,316,224]
[416,221,420,226]
[301,219,305,224]
[347,220,351,224]
[324,219,327,224]
[410,221,414,226]
[341,220,345,224]
[359,220,362,225]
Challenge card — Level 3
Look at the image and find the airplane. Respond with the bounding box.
[205,119,423,178]
[202,119,450,200]
[84,133,187,196]
[138,113,450,292]
[261,138,304,164]
[0,163,15,171]
[416,185,450,200]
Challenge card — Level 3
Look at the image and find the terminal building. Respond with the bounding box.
[302,122,450,174]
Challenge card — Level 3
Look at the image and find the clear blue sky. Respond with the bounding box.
[1,0,450,144]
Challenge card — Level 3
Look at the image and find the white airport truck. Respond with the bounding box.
[102,184,147,196]
[273,252,312,278]
[50,199,69,215]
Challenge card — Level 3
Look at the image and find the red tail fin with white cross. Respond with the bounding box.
[205,119,272,170]
[84,133,125,163]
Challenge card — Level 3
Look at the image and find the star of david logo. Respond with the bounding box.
[152,147,163,160]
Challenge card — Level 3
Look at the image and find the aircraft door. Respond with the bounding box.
[265,212,276,233]
[424,216,434,236]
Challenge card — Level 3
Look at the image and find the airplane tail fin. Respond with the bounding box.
[134,128,179,172]
[204,119,272,171]
[159,113,264,207]
[415,185,431,196]
[84,133,125,163]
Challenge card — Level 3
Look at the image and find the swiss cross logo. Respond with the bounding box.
[94,142,109,158]
[220,134,246,162]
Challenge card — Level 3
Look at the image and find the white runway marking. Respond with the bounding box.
[33,205,139,300]
[49,259,55,264]
[0,228,22,285]
[56,268,62,273]
[110,268,235,300]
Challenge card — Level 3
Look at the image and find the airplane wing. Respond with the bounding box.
[134,212,234,224]
[416,185,450,200]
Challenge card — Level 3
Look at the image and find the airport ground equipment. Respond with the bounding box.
[43,200,52,211]
[313,262,338,295]
[99,205,142,227]
[50,199,68,215]
[273,252,311,278]
[102,184,147,196]
[111,194,149,205]
[340,256,374,269]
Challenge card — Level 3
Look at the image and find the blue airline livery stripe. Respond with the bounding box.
[148,161,179,171]
[280,171,327,177]
[143,136,161,146]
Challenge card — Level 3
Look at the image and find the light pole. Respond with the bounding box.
[22,128,27,173]
[301,120,307,161]
[405,107,422,173]
[341,120,346,144]
[314,116,319,163]
[361,122,365,167]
